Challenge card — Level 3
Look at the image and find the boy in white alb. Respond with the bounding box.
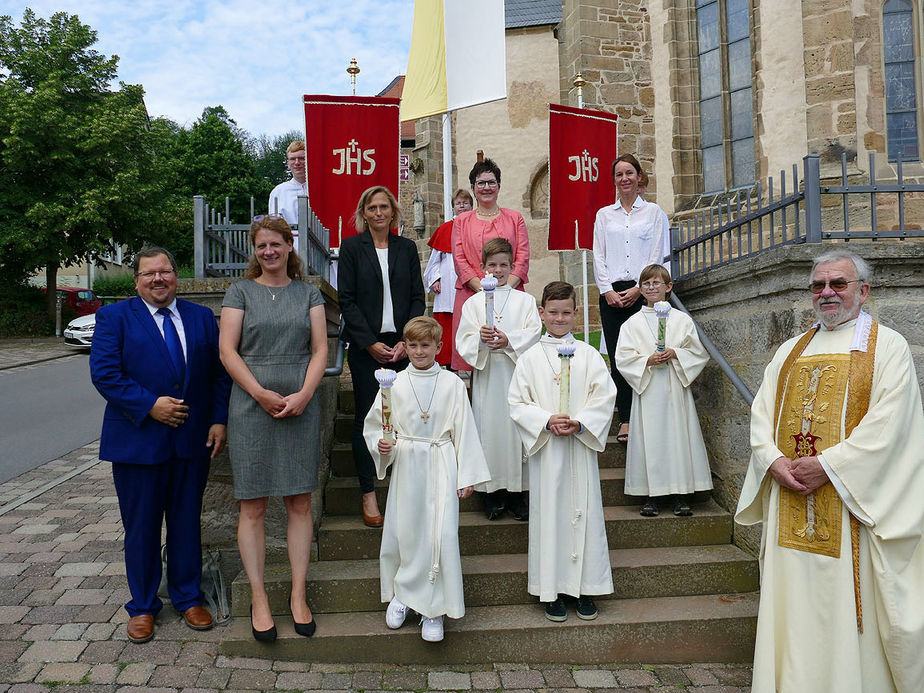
[508,281,617,622]
[456,238,542,521]
[615,264,712,518]
[364,317,490,642]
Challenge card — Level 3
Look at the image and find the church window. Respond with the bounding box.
[883,0,920,161]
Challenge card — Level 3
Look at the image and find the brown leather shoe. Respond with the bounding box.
[182,605,214,631]
[362,504,384,528]
[126,614,154,643]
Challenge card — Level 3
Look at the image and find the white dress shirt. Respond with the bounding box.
[141,298,188,360]
[592,196,671,293]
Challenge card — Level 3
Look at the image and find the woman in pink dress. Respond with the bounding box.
[450,159,530,370]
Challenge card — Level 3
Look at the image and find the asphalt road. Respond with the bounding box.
[0,353,105,485]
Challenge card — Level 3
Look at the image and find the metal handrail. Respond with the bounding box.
[323,322,346,378]
[669,293,754,406]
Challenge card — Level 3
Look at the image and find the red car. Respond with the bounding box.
[56,287,102,316]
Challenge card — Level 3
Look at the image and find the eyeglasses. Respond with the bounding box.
[640,281,666,289]
[253,214,284,222]
[809,279,861,294]
[135,270,175,280]
[474,180,498,189]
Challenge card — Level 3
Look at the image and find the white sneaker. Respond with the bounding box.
[385,597,409,629]
[420,615,444,642]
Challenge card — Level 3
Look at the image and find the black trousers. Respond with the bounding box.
[349,333,408,494]
[599,280,644,423]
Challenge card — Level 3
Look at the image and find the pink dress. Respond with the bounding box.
[451,208,530,370]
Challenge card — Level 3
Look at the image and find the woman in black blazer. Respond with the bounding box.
[338,186,426,526]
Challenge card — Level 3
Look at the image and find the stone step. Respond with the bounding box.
[318,500,732,561]
[333,413,352,444]
[230,544,758,617]
[329,438,626,477]
[217,592,759,664]
[323,468,631,516]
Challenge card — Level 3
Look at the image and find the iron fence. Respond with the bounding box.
[672,153,924,280]
[193,195,332,283]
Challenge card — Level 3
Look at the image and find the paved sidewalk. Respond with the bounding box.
[0,443,753,691]
[0,337,77,371]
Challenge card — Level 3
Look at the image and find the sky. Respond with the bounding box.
[0,0,415,137]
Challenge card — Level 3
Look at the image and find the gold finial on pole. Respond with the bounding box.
[572,73,587,109]
[347,58,361,96]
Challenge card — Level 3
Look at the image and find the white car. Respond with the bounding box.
[64,313,95,348]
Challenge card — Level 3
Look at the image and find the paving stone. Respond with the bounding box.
[0,563,26,577]
[116,662,155,686]
[272,660,312,672]
[712,666,752,686]
[215,655,272,670]
[352,671,382,689]
[470,670,500,689]
[51,623,88,640]
[500,669,545,688]
[428,670,472,690]
[540,668,575,688]
[19,605,82,624]
[381,670,428,689]
[310,663,352,673]
[572,668,618,688]
[116,639,179,665]
[82,623,117,641]
[7,685,53,693]
[55,589,109,606]
[176,641,219,667]
[13,525,59,535]
[0,606,29,624]
[651,665,690,685]
[196,666,232,689]
[321,672,352,689]
[86,663,119,684]
[227,668,277,690]
[614,668,659,686]
[276,671,323,689]
[0,662,42,683]
[53,563,105,577]
[17,640,86,663]
[149,664,200,687]
[35,662,91,684]
[0,624,28,640]
[75,605,119,624]
[78,640,125,663]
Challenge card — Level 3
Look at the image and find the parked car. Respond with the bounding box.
[63,313,95,348]
[56,287,102,316]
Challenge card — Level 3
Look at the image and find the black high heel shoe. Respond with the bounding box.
[250,604,277,642]
[290,592,316,637]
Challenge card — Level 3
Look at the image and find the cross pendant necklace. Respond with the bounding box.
[540,344,561,384]
[408,372,439,424]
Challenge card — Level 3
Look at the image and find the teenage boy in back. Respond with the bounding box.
[508,281,616,622]
[364,317,490,642]
[456,238,541,521]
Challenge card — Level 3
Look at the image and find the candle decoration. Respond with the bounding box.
[481,273,498,328]
[374,368,398,446]
[557,342,576,414]
[654,301,671,353]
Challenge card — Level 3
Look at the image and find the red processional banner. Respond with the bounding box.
[303,95,400,247]
[548,104,619,250]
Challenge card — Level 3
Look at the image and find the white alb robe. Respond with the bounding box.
[364,363,490,620]
[423,249,457,314]
[736,316,924,693]
[615,306,713,496]
[456,285,541,492]
[508,335,617,601]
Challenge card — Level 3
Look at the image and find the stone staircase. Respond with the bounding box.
[219,380,759,664]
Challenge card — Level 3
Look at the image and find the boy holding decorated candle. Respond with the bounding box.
[364,317,490,642]
[456,238,542,521]
[614,264,712,518]
[508,281,616,622]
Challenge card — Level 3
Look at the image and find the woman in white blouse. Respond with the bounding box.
[592,154,670,443]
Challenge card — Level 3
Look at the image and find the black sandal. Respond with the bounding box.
[673,497,693,517]
[640,498,659,517]
[616,423,629,444]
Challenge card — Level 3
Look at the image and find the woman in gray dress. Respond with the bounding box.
[219,215,328,641]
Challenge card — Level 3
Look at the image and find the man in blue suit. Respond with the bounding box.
[90,246,231,644]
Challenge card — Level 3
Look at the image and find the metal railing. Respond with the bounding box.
[672,153,924,280]
[193,195,332,284]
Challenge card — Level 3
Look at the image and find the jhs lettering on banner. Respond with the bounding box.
[568,150,599,182]
[332,140,376,176]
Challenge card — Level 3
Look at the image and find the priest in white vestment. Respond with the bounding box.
[615,264,713,516]
[364,318,490,641]
[736,250,924,693]
[456,238,541,521]
[508,281,616,621]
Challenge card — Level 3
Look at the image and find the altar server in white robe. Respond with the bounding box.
[508,281,616,623]
[736,250,924,693]
[457,238,542,521]
[364,317,490,643]
[615,264,712,518]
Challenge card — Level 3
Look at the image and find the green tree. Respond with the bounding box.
[253,129,303,188]
[0,9,179,318]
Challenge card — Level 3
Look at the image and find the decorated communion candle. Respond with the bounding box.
[557,342,576,414]
[654,301,671,352]
[481,273,498,328]
[374,368,398,445]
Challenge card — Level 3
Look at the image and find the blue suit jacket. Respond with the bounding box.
[90,296,231,465]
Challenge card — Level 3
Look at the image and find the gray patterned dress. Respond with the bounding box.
[222,279,324,499]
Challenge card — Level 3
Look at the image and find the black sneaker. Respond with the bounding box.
[545,596,567,622]
[640,497,660,517]
[484,490,507,521]
[576,595,598,620]
[508,491,528,521]
[673,496,693,517]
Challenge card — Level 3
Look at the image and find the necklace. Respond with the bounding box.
[540,341,562,384]
[476,206,500,218]
[407,371,439,423]
[493,287,513,322]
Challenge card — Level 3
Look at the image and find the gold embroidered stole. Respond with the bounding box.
[772,320,879,631]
